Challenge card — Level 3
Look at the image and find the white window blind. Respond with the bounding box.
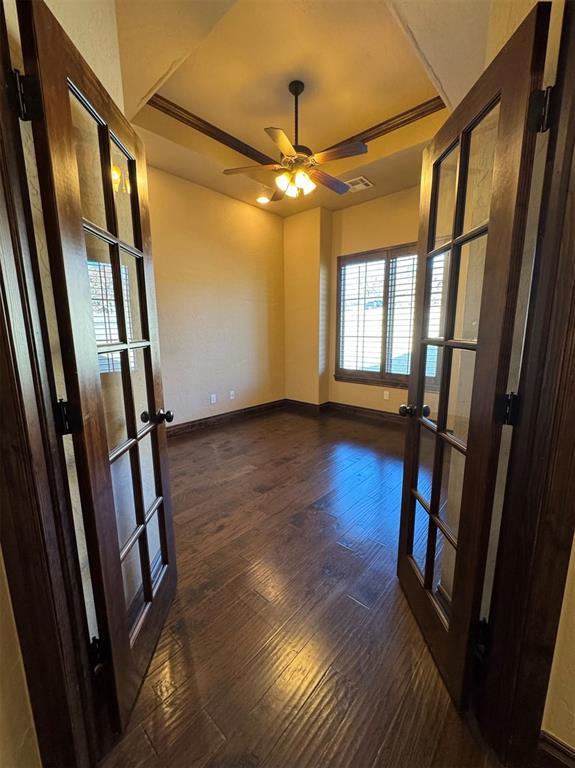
[386,254,417,375]
[337,246,418,383]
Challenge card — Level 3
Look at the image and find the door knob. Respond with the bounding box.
[422,404,431,418]
[399,404,416,417]
[156,409,174,423]
[140,410,150,423]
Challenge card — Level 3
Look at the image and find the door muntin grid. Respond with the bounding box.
[72,82,168,638]
[408,100,501,624]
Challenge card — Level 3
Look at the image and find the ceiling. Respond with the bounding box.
[127,0,448,216]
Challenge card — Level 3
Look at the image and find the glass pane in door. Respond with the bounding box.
[422,345,443,426]
[86,235,120,345]
[417,426,435,503]
[99,351,128,450]
[411,500,429,578]
[110,451,138,549]
[121,541,144,625]
[426,251,450,339]
[453,237,488,341]
[146,510,163,582]
[110,140,135,246]
[463,104,500,232]
[446,349,476,445]
[120,250,143,341]
[432,527,456,620]
[69,91,106,228]
[139,432,158,512]
[439,443,465,538]
[130,348,150,428]
[434,145,460,248]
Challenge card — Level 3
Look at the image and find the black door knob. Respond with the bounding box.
[156,409,175,423]
[164,410,174,423]
[140,410,150,423]
[422,404,431,418]
[399,404,416,417]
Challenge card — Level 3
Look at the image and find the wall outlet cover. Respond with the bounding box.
[210,394,217,404]
[383,390,390,400]
[229,390,235,400]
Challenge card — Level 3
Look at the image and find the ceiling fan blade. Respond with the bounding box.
[308,168,349,195]
[270,185,285,202]
[265,127,296,157]
[312,141,368,165]
[223,163,282,175]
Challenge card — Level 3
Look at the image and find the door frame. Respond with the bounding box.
[0,1,96,766]
[480,2,575,766]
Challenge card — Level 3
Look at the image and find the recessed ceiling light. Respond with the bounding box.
[256,194,271,204]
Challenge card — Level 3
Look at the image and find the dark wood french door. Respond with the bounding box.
[17,0,176,732]
[398,3,549,704]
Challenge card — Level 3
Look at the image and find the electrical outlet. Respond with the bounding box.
[210,393,217,405]
[383,390,390,401]
[229,390,235,400]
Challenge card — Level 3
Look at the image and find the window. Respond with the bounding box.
[335,244,418,386]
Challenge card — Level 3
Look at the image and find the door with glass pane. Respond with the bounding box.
[397,3,549,704]
[18,0,176,731]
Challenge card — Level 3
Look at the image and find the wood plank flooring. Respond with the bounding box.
[101,410,499,768]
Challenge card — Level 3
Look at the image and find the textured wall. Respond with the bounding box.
[148,166,284,424]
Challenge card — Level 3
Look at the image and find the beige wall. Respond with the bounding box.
[329,186,420,414]
[148,167,284,424]
[283,207,332,405]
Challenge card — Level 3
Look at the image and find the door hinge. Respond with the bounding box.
[496,391,520,426]
[503,392,520,426]
[528,86,554,133]
[88,636,108,674]
[11,69,42,121]
[53,399,82,435]
[471,618,490,668]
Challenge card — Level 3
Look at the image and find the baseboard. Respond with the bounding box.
[167,398,404,438]
[166,400,285,438]
[536,733,575,768]
[283,399,327,416]
[323,401,405,426]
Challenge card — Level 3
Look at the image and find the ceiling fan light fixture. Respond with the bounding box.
[275,172,291,192]
[295,170,316,196]
[285,179,299,198]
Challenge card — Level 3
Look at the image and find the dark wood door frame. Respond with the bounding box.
[480,2,575,766]
[0,2,96,766]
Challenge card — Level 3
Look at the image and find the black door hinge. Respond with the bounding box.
[11,69,42,121]
[53,399,82,435]
[503,392,519,426]
[88,636,109,674]
[495,391,520,426]
[471,618,490,668]
[528,86,554,133]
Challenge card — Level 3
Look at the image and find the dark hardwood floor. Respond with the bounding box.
[101,410,498,768]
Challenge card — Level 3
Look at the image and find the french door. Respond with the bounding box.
[398,3,549,704]
[17,0,176,732]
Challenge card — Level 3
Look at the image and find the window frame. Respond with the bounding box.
[335,242,419,388]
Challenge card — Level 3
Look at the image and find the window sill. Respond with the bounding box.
[334,372,409,389]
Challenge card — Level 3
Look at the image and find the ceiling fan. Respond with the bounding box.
[223,80,368,201]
